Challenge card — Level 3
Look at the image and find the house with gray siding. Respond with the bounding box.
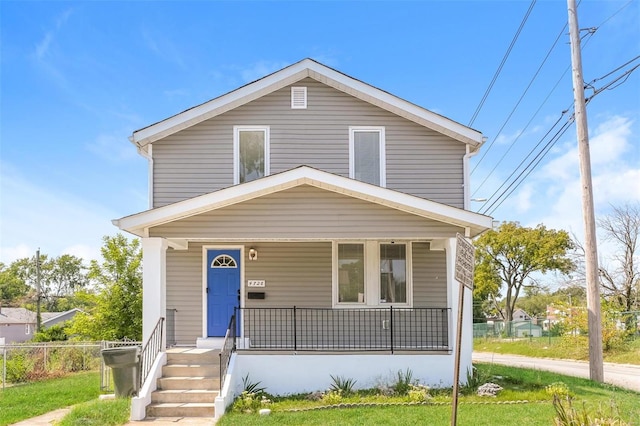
[0,307,36,343]
[114,59,492,420]
[0,307,80,344]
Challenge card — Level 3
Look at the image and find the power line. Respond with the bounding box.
[478,58,640,215]
[472,2,635,201]
[467,0,537,127]
[478,109,572,215]
[484,119,573,216]
[470,21,568,180]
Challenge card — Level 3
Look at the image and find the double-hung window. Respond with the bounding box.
[379,243,407,304]
[234,126,270,184]
[349,126,385,186]
[334,241,410,307]
[337,243,365,303]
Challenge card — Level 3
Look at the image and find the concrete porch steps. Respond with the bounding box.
[146,348,220,419]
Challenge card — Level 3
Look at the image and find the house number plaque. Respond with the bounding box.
[247,280,266,288]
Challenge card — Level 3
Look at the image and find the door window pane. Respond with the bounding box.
[338,243,365,303]
[380,244,406,303]
[239,130,265,183]
[353,131,380,185]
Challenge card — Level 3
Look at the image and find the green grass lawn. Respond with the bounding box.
[0,371,101,426]
[474,336,640,365]
[218,363,640,426]
[58,397,131,426]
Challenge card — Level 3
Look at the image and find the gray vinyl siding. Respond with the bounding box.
[150,185,464,239]
[166,244,204,345]
[244,242,332,308]
[152,78,465,208]
[412,242,448,308]
[165,241,449,345]
[0,324,34,344]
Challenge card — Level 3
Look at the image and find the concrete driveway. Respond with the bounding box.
[473,351,640,392]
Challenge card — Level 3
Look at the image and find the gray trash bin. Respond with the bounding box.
[101,346,141,397]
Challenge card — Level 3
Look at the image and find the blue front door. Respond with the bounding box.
[207,249,241,337]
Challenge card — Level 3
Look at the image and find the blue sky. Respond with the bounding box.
[1,1,639,268]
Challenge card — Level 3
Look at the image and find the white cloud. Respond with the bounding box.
[508,114,639,247]
[86,132,138,163]
[0,244,33,264]
[0,163,118,265]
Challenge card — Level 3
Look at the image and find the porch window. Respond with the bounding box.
[333,241,411,307]
[349,126,385,186]
[380,243,407,304]
[337,243,365,303]
[234,126,270,184]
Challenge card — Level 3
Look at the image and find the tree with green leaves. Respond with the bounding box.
[67,234,142,341]
[7,253,88,312]
[0,262,31,307]
[473,222,575,324]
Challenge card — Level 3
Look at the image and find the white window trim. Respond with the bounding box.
[332,241,412,308]
[233,125,270,185]
[348,126,386,187]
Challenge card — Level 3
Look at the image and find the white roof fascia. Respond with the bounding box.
[113,167,492,237]
[306,67,483,147]
[131,67,310,149]
[130,59,483,151]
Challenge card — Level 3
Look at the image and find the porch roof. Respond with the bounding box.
[113,166,493,238]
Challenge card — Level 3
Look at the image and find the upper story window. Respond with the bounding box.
[349,126,386,186]
[234,126,270,184]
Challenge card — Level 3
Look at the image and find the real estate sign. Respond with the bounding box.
[455,233,475,290]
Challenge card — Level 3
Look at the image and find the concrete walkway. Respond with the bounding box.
[10,408,73,425]
[125,417,217,425]
[10,409,218,425]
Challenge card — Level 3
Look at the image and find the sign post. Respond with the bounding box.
[451,233,475,426]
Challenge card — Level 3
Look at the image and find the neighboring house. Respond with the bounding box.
[0,307,36,343]
[512,308,533,322]
[512,322,542,338]
[114,58,493,420]
[41,308,83,328]
[0,307,82,344]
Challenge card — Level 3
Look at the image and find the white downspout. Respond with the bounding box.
[462,139,485,210]
[137,144,154,209]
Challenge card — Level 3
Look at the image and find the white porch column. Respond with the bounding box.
[142,237,169,349]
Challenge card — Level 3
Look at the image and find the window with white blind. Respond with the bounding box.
[349,127,386,186]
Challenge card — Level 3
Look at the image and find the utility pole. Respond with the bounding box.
[36,248,42,332]
[567,0,603,382]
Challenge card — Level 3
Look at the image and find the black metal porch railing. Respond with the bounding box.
[138,317,164,393]
[237,307,450,353]
[219,312,237,389]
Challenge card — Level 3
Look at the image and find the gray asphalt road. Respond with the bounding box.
[473,351,640,392]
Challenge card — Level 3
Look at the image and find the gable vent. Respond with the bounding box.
[291,86,307,109]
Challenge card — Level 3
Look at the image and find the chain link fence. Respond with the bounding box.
[474,310,640,341]
[1,340,141,392]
